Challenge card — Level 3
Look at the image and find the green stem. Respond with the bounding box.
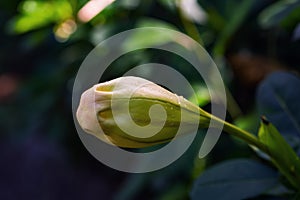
[218,117,269,154]
[201,110,270,156]
[201,110,300,190]
[177,3,204,45]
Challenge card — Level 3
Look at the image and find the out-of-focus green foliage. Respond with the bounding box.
[257,72,300,138]
[258,118,300,190]
[212,0,254,56]
[8,0,73,33]
[259,0,300,30]
[122,18,178,51]
[191,159,278,200]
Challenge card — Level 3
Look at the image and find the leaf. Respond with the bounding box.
[7,0,73,34]
[122,18,178,51]
[258,0,300,29]
[258,118,300,189]
[256,72,300,137]
[212,0,254,56]
[190,159,278,200]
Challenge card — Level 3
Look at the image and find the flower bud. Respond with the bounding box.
[76,76,211,148]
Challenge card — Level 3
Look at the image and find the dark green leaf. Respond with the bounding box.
[258,118,300,189]
[191,159,278,200]
[258,0,300,29]
[256,72,300,137]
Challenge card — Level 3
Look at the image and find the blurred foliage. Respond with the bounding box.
[1,0,300,199]
[191,159,279,200]
[7,0,73,34]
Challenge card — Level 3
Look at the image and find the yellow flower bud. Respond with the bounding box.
[76,76,211,148]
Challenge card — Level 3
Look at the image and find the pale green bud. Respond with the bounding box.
[76,76,211,148]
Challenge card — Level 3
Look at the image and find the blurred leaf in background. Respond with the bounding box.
[191,159,279,200]
[257,72,300,155]
[7,0,73,34]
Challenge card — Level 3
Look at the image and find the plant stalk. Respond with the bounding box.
[201,110,270,156]
[202,110,300,190]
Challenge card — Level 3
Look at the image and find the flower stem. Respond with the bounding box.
[206,112,300,190]
[201,110,270,156]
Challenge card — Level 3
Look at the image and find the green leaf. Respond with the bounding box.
[191,159,278,200]
[7,0,73,34]
[256,72,300,137]
[258,118,300,189]
[258,0,300,29]
[122,18,178,51]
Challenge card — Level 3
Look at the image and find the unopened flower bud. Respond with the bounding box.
[76,76,211,148]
